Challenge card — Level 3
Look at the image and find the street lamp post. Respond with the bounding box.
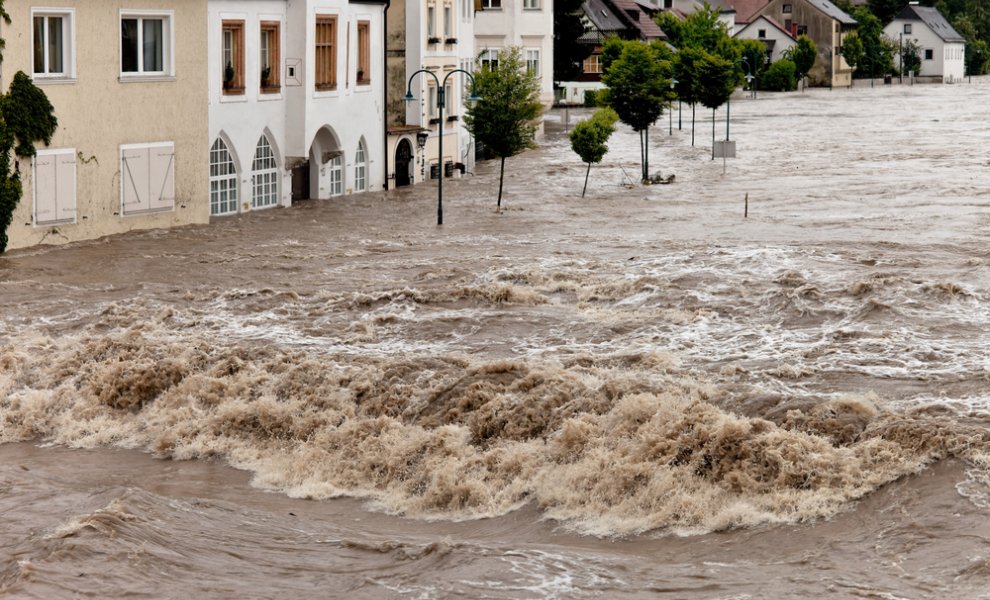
[405,68,480,226]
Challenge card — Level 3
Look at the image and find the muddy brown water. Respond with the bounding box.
[3,79,990,598]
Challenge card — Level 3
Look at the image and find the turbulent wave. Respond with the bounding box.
[4,318,989,537]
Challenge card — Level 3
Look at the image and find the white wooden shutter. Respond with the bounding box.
[56,152,77,222]
[121,146,150,214]
[149,145,175,211]
[33,154,58,224]
[32,150,76,225]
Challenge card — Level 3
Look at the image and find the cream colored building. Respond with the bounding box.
[6,1,209,251]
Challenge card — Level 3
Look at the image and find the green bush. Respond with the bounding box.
[583,89,602,107]
[761,59,797,91]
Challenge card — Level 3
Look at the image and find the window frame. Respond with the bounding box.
[354,139,367,193]
[251,135,280,209]
[924,48,933,61]
[481,0,502,9]
[31,8,76,81]
[260,20,281,93]
[583,53,601,74]
[480,48,499,71]
[329,154,344,196]
[523,0,540,10]
[119,9,174,79]
[315,15,338,91]
[526,48,540,77]
[357,21,371,85]
[209,137,239,216]
[222,20,245,95]
[781,4,792,14]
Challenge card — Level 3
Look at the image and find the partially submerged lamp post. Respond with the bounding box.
[404,68,481,226]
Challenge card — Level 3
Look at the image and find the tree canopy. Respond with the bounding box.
[600,40,670,181]
[569,107,618,197]
[464,46,543,210]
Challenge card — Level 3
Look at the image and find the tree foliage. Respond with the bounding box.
[899,38,922,75]
[569,107,618,196]
[786,35,818,81]
[761,59,798,91]
[850,7,895,78]
[600,40,670,181]
[0,15,59,253]
[464,46,542,209]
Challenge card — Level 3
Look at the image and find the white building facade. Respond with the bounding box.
[733,15,796,63]
[884,4,965,83]
[209,0,388,218]
[474,0,554,107]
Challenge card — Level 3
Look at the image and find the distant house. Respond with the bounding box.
[753,0,856,87]
[884,4,965,83]
[711,0,769,33]
[734,14,796,63]
[557,0,667,103]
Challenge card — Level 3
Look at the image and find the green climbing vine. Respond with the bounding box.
[0,3,59,253]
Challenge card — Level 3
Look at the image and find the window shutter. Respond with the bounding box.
[122,147,150,213]
[33,154,58,223]
[149,146,175,211]
[56,153,77,222]
[475,0,483,11]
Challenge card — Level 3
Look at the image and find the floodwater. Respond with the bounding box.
[3,79,990,599]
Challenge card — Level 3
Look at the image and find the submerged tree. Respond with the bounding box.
[569,107,618,197]
[0,5,59,252]
[464,46,543,211]
[786,35,818,85]
[601,40,669,182]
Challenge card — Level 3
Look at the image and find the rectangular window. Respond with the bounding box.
[357,21,370,84]
[444,5,452,37]
[445,82,454,114]
[523,0,540,9]
[428,5,437,38]
[121,12,172,76]
[315,15,337,90]
[33,149,77,226]
[663,0,673,8]
[33,11,74,78]
[482,0,502,8]
[903,24,912,34]
[757,28,766,38]
[260,21,280,91]
[782,4,792,14]
[924,48,933,60]
[796,25,807,36]
[480,48,499,70]
[583,53,601,74]
[526,49,540,76]
[428,85,437,120]
[222,20,245,94]
[120,142,175,215]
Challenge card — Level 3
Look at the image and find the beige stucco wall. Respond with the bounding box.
[4,1,208,251]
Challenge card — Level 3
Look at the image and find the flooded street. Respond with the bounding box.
[3,79,990,598]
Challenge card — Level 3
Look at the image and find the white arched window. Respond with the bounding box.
[210,137,238,215]
[252,135,279,209]
[329,154,343,196]
[354,139,367,192]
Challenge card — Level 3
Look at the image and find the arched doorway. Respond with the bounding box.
[307,126,342,199]
[395,139,412,187]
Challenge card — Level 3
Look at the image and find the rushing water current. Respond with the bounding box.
[3,80,990,599]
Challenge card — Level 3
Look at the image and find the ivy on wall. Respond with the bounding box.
[0,3,59,253]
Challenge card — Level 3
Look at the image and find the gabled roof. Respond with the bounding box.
[717,0,769,24]
[805,0,856,25]
[582,0,666,41]
[734,14,795,39]
[895,5,965,43]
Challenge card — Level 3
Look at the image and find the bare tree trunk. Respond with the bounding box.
[644,127,649,181]
[582,162,591,197]
[712,108,716,160]
[497,156,506,210]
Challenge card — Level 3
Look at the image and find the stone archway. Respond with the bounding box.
[394,138,413,187]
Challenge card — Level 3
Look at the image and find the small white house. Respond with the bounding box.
[884,4,965,83]
[733,14,796,63]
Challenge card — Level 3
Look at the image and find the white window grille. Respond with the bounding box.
[354,140,367,192]
[252,136,279,209]
[209,138,238,215]
[329,155,343,196]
